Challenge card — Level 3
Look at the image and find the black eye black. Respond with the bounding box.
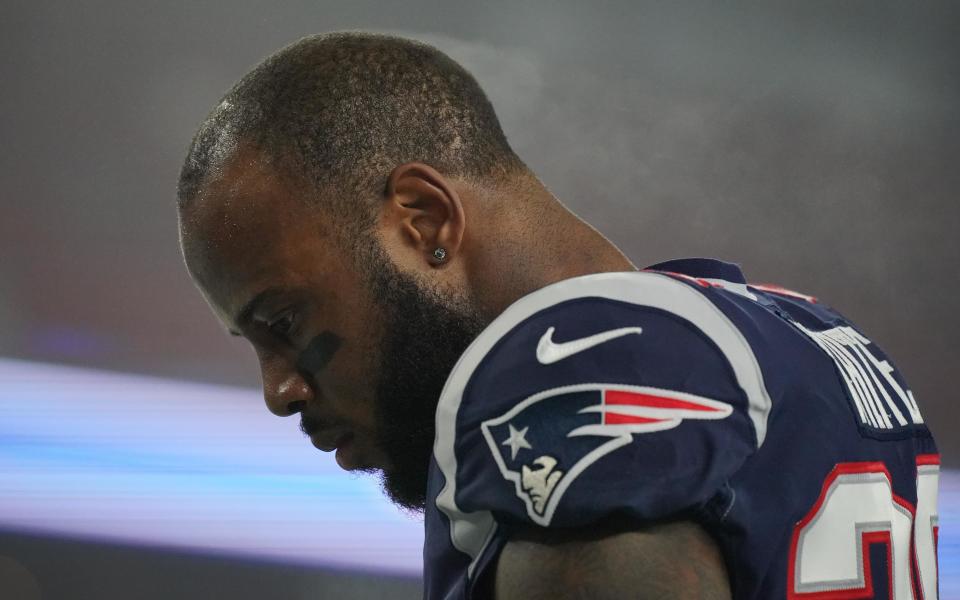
[268,311,296,337]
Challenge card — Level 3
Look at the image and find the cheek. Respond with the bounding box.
[315,278,385,423]
[333,298,385,382]
[321,332,382,427]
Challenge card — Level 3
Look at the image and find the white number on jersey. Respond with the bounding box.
[789,457,940,599]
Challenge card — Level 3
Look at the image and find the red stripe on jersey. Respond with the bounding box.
[603,413,667,425]
[606,389,723,412]
[751,283,818,303]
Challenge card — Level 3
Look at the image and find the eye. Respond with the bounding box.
[267,310,297,339]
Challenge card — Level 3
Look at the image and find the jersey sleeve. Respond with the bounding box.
[432,271,772,531]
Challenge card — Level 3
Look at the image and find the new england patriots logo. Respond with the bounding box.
[480,383,733,525]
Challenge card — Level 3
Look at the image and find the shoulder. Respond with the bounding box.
[443,272,761,404]
[437,270,773,459]
[431,271,774,562]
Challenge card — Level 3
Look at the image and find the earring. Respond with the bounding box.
[432,247,447,262]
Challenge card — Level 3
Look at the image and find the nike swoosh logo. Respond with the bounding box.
[536,325,643,365]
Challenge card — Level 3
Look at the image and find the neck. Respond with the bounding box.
[464,175,638,321]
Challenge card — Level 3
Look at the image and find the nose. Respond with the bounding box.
[259,356,312,417]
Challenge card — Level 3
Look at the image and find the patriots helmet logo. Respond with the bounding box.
[480,383,733,525]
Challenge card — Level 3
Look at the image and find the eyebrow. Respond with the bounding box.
[228,287,284,336]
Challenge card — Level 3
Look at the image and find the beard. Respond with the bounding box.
[360,243,488,512]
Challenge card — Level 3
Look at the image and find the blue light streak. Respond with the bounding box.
[0,358,424,574]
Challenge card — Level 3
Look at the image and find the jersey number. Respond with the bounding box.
[788,457,940,599]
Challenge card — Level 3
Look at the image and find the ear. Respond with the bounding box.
[383,162,465,267]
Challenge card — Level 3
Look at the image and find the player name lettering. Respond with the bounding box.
[795,323,923,430]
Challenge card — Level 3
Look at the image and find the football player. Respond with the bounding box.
[178,33,939,599]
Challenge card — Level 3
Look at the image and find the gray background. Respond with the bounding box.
[1,2,958,598]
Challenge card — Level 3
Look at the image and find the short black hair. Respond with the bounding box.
[177,32,525,229]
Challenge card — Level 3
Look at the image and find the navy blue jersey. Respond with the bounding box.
[423,258,939,599]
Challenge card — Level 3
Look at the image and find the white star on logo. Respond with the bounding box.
[501,423,533,460]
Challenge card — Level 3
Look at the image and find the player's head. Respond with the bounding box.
[177,31,526,234]
[177,32,529,511]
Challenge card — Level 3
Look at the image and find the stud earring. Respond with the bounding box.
[432,247,447,262]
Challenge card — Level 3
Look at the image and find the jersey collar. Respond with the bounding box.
[644,257,746,284]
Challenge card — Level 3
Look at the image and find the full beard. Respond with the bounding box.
[361,245,487,512]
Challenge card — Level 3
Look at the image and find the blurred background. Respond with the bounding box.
[1,1,958,598]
